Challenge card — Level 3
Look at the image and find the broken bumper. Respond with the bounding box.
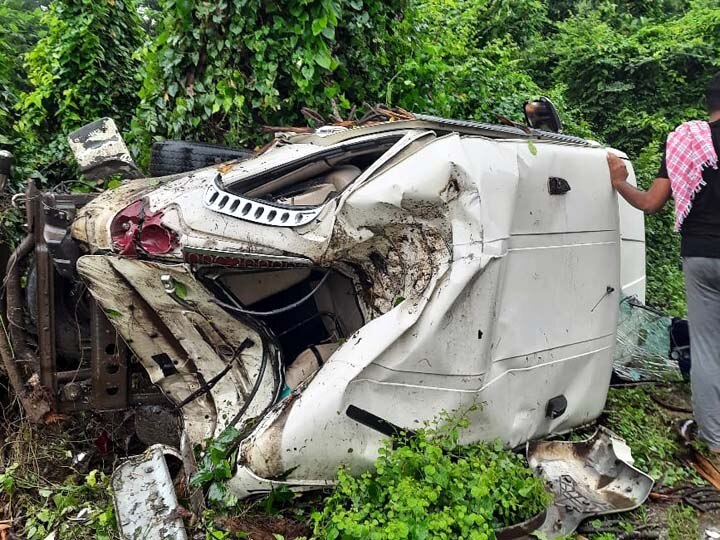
[77,255,283,444]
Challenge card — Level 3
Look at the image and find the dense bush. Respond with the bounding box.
[130,0,405,162]
[11,0,145,188]
[385,0,543,122]
[313,418,551,540]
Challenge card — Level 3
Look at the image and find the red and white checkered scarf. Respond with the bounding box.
[667,120,718,231]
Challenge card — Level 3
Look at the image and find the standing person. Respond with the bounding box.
[608,72,720,462]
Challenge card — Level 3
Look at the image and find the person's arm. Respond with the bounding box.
[607,153,671,214]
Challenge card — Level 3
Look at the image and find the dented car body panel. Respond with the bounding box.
[4,114,645,499]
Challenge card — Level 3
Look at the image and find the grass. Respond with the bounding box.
[603,385,702,486]
[667,504,699,540]
[0,404,118,540]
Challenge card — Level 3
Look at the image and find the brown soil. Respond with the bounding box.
[216,514,311,540]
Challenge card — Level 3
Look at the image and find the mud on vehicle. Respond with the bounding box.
[1,101,646,500]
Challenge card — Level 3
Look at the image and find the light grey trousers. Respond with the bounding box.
[684,257,720,451]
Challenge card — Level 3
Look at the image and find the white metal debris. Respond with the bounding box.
[528,428,654,538]
[112,445,188,540]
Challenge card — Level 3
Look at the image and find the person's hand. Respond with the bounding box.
[607,153,629,189]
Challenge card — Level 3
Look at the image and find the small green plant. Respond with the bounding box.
[263,485,296,515]
[313,415,551,540]
[0,462,19,494]
[191,426,242,509]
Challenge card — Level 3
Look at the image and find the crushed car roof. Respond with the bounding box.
[283,114,597,147]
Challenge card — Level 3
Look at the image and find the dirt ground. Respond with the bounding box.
[2,378,720,539]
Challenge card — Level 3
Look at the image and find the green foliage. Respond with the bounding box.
[0,462,20,493]
[12,0,145,187]
[531,6,720,154]
[130,0,405,162]
[0,465,117,540]
[386,0,544,122]
[604,387,700,485]
[547,0,688,22]
[313,416,551,540]
[0,0,43,145]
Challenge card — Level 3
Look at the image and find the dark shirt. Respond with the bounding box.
[658,119,720,258]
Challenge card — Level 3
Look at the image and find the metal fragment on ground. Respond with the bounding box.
[112,444,188,540]
[527,428,654,538]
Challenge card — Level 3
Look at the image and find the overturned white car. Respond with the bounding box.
[2,104,645,499]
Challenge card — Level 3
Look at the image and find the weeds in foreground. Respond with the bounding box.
[2,384,712,539]
[667,504,699,540]
[190,410,552,540]
[604,386,701,485]
[0,418,117,540]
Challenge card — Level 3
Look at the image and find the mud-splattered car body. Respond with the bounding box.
[3,114,645,498]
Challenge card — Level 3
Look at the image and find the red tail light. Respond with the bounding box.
[110,200,177,256]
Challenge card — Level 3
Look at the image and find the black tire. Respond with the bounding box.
[149,140,254,177]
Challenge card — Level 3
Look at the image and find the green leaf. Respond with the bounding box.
[214,426,241,448]
[207,482,227,504]
[175,0,192,22]
[174,280,188,299]
[105,309,122,320]
[86,469,98,487]
[314,48,332,69]
[190,468,214,487]
[527,140,538,156]
[311,16,327,36]
[37,508,53,523]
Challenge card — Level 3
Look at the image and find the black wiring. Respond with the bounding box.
[227,347,268,430]
[175,338,254,409]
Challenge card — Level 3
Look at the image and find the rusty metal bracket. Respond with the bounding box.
[90,303,128,410]
[30,182,58,397]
